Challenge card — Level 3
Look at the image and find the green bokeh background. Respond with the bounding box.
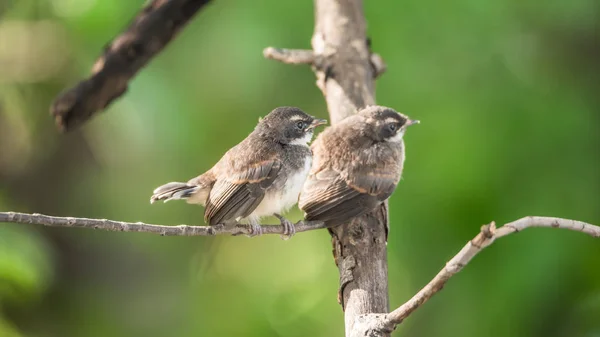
[0,0,598,336]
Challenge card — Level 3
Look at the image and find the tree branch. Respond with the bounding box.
[352,216,600,336]
[0,212,326,237]
[262,46,386,77]
[265,1,390,336]
[263,47,315,65]
[50,0,212,132]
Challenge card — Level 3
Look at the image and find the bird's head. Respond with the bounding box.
[359,105,419,143]
[257,106,327,145]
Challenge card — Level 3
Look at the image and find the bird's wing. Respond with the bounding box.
[299,166,398,225]
[299,134,402,226]
[204,159,281,225]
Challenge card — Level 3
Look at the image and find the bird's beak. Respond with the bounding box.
[309,118,328,129]
[405,119,420,127]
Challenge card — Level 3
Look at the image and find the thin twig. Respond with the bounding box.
[263,47,315,65]
[0,212,326,237]
[360,216,599,333]
[50,0,213,131]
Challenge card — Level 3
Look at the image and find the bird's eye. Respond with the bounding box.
[388,124,397,132]
[296,121,305,129]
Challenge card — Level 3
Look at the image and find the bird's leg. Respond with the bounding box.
[274,213,296,240]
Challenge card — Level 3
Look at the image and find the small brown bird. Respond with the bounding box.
[150,107,327,237]
[299,105,418,227]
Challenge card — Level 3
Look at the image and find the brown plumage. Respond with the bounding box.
[151,106,327,237]
[299,105,418,226]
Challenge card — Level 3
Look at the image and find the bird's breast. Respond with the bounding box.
[281,155,312,207]
[251,155,312,218]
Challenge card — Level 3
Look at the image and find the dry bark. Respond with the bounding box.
[50,0,212,131]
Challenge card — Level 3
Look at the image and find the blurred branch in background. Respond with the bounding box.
[0,212,327,237]
[50,0,212,131]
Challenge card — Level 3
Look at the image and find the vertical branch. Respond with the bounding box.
[312,0,376,124]
[331,204,391,336]
[265,1,389,334]
[312,0,389,335]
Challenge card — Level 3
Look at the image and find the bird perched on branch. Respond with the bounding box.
[299,105,418,227]
[150,107,327,238]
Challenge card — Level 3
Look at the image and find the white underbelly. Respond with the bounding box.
[248,157,312,221]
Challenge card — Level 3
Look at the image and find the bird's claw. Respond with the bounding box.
[247,223,263,237]
[275,214,296,240]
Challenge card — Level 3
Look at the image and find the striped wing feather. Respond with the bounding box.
[204,160,281,225]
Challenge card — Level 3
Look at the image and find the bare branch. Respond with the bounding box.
[353,216,599,335]
[50,0,213,131]
[495,216,600,238]
[263,47,315,65]
[0,212,326,237]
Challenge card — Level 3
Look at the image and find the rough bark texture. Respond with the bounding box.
[331,205,390,336]
[312,0,376,125]
[50,0,212,131]
[311,0,389,335]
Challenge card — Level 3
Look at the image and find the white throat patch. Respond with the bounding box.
[289,132,313,146]
[387,130,405,143]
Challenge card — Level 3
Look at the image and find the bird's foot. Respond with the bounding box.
[275,213,296,240]
[228,222,262,237]
[246,223,263,237]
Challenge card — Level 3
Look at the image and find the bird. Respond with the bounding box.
[150,106,327,238]
[298,105,418,228]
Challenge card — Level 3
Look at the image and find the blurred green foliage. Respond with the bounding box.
[0,0,598,336]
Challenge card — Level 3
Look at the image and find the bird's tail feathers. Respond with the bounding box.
[150,182,199,204]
